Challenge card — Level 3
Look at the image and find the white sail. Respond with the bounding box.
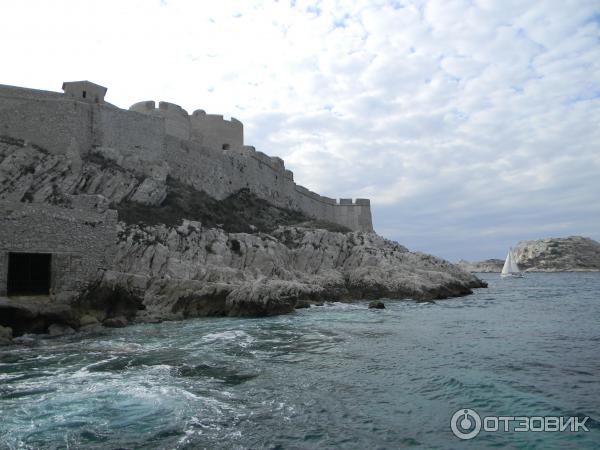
[501,251,511,274]
[501,248,522,277]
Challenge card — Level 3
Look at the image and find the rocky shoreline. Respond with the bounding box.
[0,223,486,344]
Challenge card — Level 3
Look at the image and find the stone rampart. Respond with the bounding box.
[0,88,93,156]
[0,82,374,232]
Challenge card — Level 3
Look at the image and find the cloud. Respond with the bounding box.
[1,0,598,261]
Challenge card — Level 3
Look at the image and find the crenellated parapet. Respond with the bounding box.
[333,198,373,231]
[190,110,243,151]
[129,100,191,140]
[129,101,244,151]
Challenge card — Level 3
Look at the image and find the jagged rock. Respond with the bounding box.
[368,300,385,309]
[48,324,75,336]
[102,224,485,318]
[226,280,323,316]
[129,177,168,205]
[0,142,155,206]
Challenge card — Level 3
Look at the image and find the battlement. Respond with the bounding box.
[159,101,188,115]
[190,110,243,150]
[337,198,370,206]
[129,100,190,140]
[129,100,156,112]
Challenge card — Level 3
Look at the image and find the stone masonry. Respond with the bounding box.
[0,196,117,300]
[0,81,373,232]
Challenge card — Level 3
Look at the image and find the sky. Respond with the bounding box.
[1,0,599,261]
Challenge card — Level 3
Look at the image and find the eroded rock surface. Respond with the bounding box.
[514,236,600,272]
[103,223,486,321]
[457,259,504,273]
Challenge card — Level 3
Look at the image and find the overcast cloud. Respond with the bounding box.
[2,0,599,260]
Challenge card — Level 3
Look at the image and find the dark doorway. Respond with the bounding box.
[7,253,52,296]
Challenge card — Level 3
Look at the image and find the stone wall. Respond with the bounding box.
[0,200,118,299]
[0,89,93,156]
[93,104,166,177]
[0,82,374,232]
[0,84,63,101]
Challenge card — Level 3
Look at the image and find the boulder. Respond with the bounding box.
[0,297,75,335]
[368,300,386,309]
[103,316,128,328]
[226,280,323,316]
[0,325,13,345]
[79,314,100,327]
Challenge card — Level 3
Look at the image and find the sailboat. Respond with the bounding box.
[501,248,524,278]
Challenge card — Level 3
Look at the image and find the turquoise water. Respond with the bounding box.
[0,273,599,449]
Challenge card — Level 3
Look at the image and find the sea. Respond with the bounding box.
[0,273,598,449]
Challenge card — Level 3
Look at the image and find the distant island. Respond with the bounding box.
[459,236,600,272]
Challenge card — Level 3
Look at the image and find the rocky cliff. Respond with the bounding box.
[459,236,600,272]
[513,236,600,272]
[105,223,485,322]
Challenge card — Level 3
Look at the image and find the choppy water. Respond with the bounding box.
[1,273,599,449]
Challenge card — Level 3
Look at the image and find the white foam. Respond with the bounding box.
[200,330,253,345]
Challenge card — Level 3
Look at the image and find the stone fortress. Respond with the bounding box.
[0,80,373,230]
[0,80,373,300]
